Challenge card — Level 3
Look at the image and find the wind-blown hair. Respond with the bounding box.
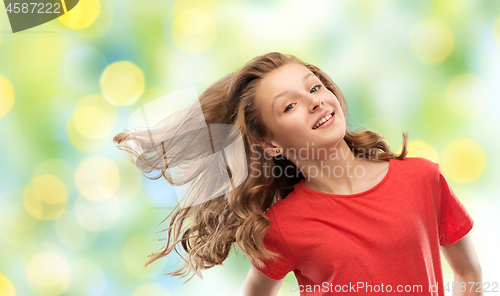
[112,52,408,280]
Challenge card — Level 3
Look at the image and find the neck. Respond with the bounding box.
[291,139,382,195]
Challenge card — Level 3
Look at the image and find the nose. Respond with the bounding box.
[311,97,324,112]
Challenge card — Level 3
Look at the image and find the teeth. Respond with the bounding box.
[313,113,333,129]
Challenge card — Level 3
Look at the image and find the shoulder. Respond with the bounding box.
[395,156,439,176]
[387,157,442,188]
[260,193,296,246]
[264,188,303,223]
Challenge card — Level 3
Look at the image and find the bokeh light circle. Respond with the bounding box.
[441,138,486,184]
[66,119,106,152]
[74,195,121,232]
[73,106,112,140]
[24,175,69,221]
[75,156,120,201]
[445,73,489,119]
[100,61,145,106]
[172,8,217,54]
[409,19,454,64]
[26,252,71,295]
[0,273,16,296]
[74,201,100,232]
[24,187,44,220]
[32,174,68,205]
[66,94,117,152]
[59,0,101,29]
[0,75,14,118]
[401,140,439,164]
[34,159,76,197]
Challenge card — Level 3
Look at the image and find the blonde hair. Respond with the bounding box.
[113,52,408,280]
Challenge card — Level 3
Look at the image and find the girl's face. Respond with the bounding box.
[254,62,346,158]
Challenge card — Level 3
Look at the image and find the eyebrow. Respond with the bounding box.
[271,72,316,109]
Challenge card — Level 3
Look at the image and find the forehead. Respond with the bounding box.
[260,63,313,90]
[255,63,315,105]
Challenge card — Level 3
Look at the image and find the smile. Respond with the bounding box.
[313,112,335,130]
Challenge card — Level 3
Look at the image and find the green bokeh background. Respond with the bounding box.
[0,0,499,295]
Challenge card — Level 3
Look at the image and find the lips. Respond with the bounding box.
[312,110,335,129]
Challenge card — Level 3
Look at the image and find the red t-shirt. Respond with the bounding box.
[251,157,474,295]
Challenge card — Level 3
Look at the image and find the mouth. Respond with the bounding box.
[312,111,335,130]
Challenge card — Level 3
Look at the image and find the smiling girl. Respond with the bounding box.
[113,52,481,296]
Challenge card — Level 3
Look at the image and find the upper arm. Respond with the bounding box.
[440,233,482,276]
[242,265,285,296]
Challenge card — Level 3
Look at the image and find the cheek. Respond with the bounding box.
[329,94,340,106]
[262,111,277,130]
[287,117,308,133]
[330,96,343,115]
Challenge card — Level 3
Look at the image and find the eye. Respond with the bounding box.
[284,103,296,113]
[283,84,322,113]
[310,84,321,93]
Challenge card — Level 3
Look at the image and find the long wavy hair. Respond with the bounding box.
[113,52,408,280]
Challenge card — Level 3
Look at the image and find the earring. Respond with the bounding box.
[276,149,280,154]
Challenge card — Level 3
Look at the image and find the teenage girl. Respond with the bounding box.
[113,52,482,296]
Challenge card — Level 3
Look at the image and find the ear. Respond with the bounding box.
[260,137,281,158]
